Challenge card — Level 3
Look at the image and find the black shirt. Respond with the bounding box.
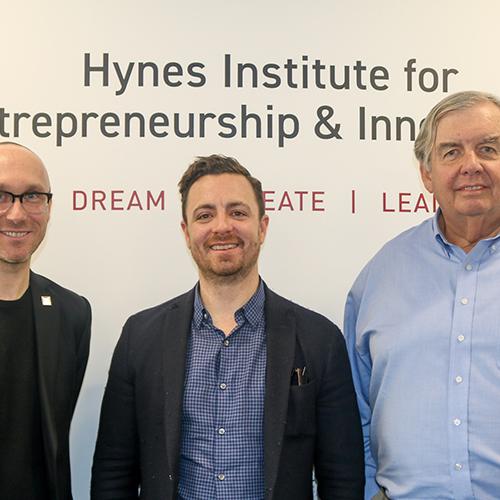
[0,288,49,499]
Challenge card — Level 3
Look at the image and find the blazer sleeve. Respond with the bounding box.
[314,323,365,500]
[91,319,140,500]
[72,296,91,413]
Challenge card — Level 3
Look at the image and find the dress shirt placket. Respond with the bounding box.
[180,282,266,500]
[214,323,236,497]
[446,245,487,499]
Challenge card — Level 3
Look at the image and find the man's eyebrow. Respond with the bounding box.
[227,201,250,210]
[193,201,250,209]
[436,136,500,151]
[192,203,215,213]
[435,141,460,153]
[480,135,500,144]
[0,183,48,192]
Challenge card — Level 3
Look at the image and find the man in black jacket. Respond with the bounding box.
[0,142,91,500]
[92,154,363,499]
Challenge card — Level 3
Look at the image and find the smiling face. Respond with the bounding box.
[0,144,51,270]
[181,173,269,284]
[421,102,500,234]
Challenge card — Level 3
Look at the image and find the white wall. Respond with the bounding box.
[3,1,500,497]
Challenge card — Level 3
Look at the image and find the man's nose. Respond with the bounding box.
[213,213,232,233]
[460,150,484,175]
[5,198,27,222]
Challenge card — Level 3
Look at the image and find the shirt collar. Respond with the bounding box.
[431,208,500,258]
[192,279,265,329]
[431,209,452,257]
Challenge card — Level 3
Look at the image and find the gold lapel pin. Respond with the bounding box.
[41,295,52,306]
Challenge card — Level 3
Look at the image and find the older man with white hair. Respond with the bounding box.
[345,91,500,499]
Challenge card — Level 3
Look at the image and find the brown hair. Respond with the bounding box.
[178,154,265,220]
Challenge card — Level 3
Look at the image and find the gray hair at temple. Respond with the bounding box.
[414,90,500,172]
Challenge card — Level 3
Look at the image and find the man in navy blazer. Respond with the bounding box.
[0,142,91,499]
[91,155,363,499]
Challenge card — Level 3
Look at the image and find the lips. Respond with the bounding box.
[456,184,487,192]
[1,230,29,238]
[210,243,239,251]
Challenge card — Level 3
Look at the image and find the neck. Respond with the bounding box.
[439,213,500,252]
[198,269,260,335]
[0,262,30,300]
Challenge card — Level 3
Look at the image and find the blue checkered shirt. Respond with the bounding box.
[178,281,267,500]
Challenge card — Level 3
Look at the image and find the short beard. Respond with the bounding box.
[197,244,260,287]
[200,262,254,286]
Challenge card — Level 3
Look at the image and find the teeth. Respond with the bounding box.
[211,243,238,250]
[464,186,482,191]
[3,231,28,237]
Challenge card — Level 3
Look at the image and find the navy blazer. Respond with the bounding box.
[91,284,363,499]
[30,271,91,500]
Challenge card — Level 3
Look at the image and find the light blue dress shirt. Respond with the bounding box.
[345,212,500,500]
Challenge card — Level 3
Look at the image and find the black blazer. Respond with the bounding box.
[30,271,91,500]
[91,284,364,499]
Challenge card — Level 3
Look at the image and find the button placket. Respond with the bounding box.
[448,256,476,492]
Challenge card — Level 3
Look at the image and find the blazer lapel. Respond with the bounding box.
[263,287,296,498]
[30,272,60,478]
[161,288,195,482]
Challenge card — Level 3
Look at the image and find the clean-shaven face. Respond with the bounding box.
[421,102,500,229]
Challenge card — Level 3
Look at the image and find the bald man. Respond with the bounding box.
[0,142,91,500]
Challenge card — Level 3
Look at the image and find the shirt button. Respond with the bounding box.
[465,264,473,271]
[457,334,465,342]
[219,383,227,390]
[218,427,226,435]
[492,244,497,252]
[223,339,230,347]
[460,297,468,305]
[455,463,463,471]
[453,418,461,426]
[217,473,225,481]
[455,376,463,384]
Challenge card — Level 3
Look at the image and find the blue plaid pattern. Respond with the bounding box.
[178,281,267,500]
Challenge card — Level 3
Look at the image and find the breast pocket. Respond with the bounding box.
[284,380,316,436]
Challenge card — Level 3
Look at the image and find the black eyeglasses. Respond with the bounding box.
[0,191,53,214]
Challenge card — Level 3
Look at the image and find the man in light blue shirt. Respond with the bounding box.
[345,90,500,500]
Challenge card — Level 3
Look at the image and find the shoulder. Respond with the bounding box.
[30,271,90,313]
[265,285,342,340]
[370,217,432,266]
[30,272,91,346]
[351,217,433,293]
[123,287,195,331]
[111,288,195,366]
[265,286,348,384]
[379,216,431,251]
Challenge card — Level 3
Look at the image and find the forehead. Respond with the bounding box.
[435,102,500,144]
[0,145,49,191]
[187,173,257,209]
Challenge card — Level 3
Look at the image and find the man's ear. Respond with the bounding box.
[419,163,434,193]
[181,220,191,248]
[259,215,269,245]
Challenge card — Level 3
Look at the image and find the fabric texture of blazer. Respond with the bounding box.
[30,271,91,500]
[91,283,364,499]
